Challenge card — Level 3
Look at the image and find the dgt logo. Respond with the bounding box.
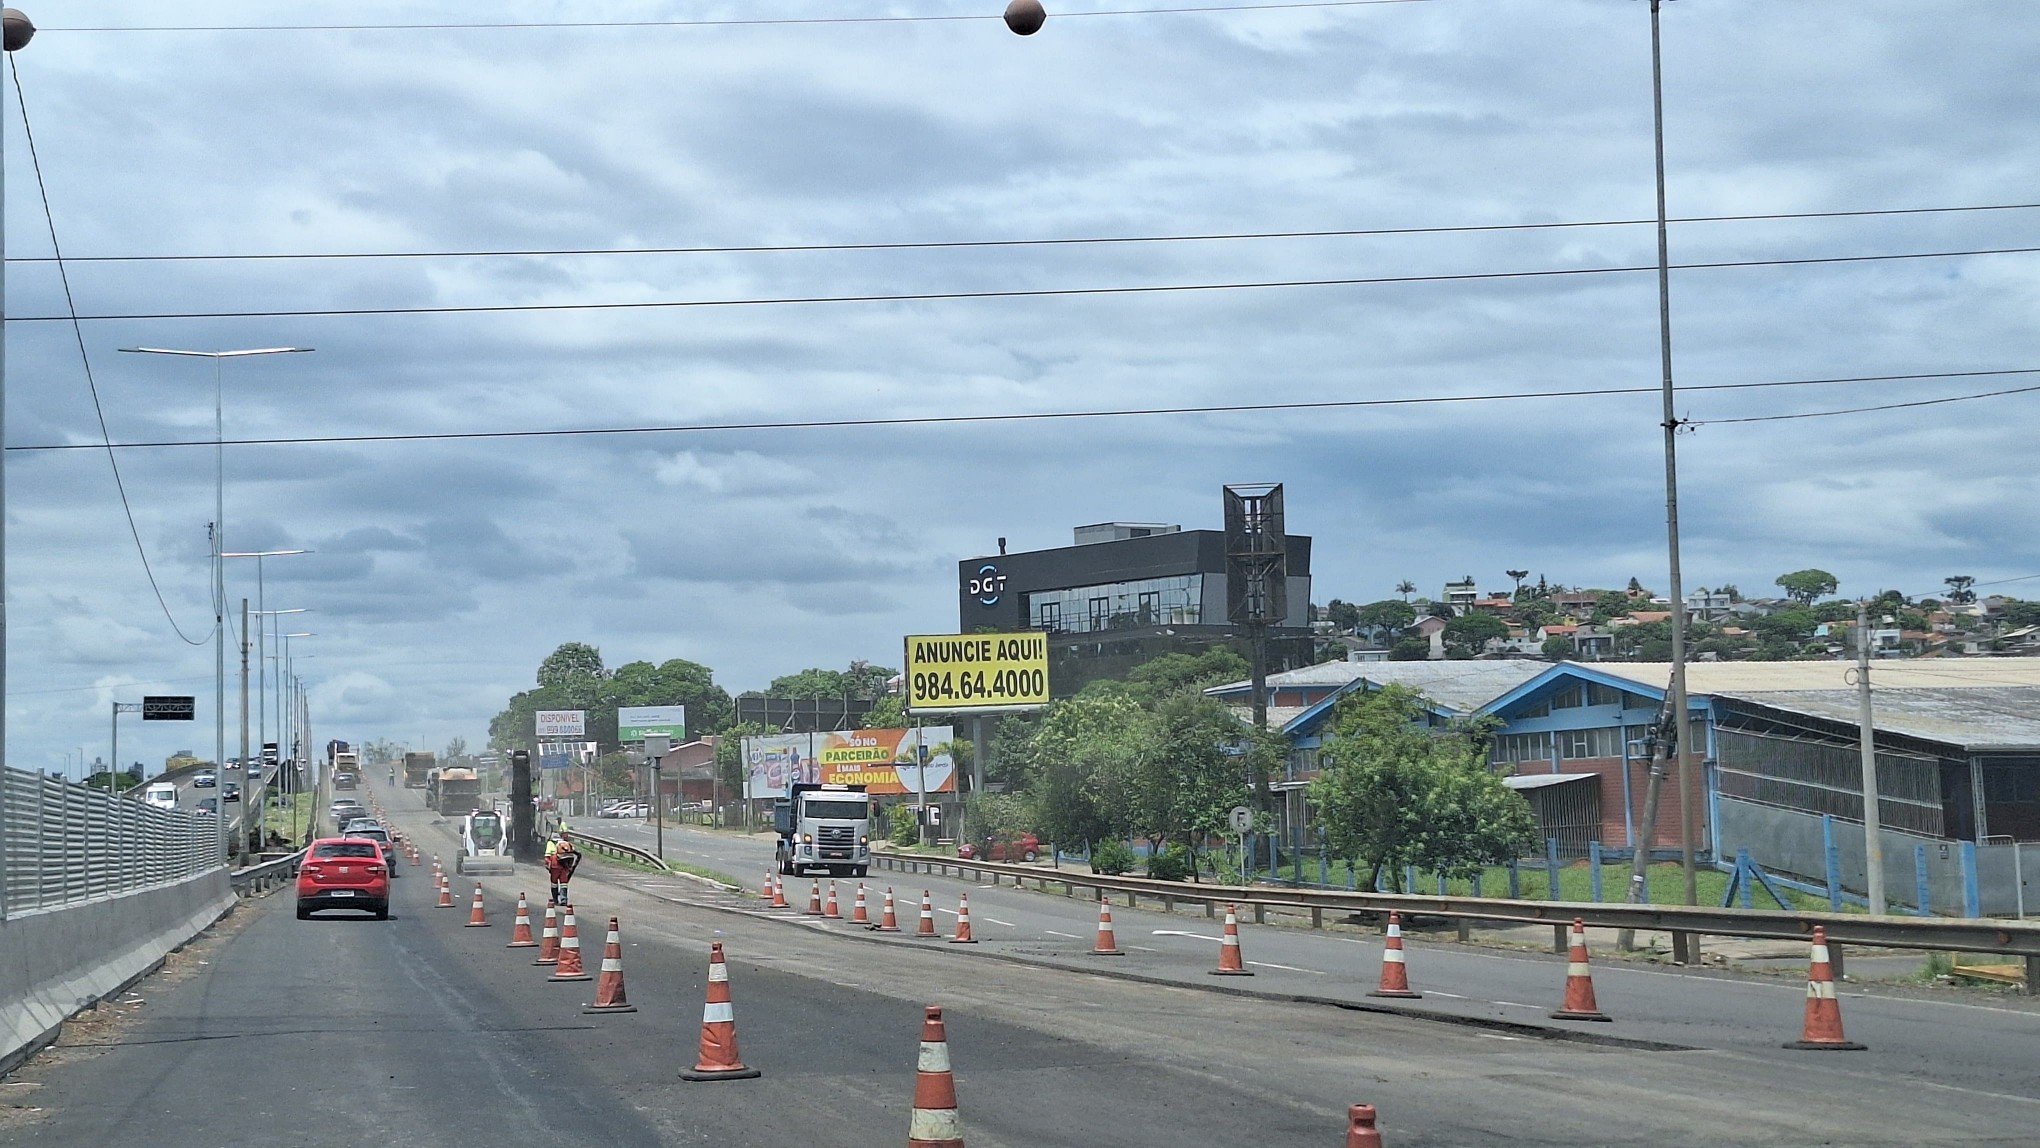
[966,563,1007,607]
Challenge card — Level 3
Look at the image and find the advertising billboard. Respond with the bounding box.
[617,705,687,742]
[903,633,1049,714]
[742,727,955,799]
[535,710,586,737]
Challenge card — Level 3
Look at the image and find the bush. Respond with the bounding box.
[888,804,919,847]
[1090,839,1135,876]
[1146,845,1193,882]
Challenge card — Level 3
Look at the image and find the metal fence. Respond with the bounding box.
[1,766,221,919]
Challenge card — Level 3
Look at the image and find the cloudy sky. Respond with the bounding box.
[6,0,2037,775]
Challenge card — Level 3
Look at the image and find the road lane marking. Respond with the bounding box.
[983,916,1017,927]
[1152,930,1219,942]
[1246,961,1325,975]
[1492,1001,1541,1010]
[1044,930,1080,939]
[1427,991,1468,999]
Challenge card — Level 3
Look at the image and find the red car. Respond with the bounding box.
[296,837,391,920]
[958,833,1043,863]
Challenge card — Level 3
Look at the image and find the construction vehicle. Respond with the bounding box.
[331,747,360,791]
[429,766,484,815]
[455,808,514,875]
[773,782,873,877]
[402,751,435,789]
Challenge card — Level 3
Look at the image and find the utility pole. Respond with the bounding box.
[239,598,252,855]
[1618,699,1675,952]
[1855,600,1886,914]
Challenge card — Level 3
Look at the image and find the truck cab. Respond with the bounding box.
[773,783,872,877]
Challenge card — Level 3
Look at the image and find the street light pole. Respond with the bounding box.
[0,12,35,906]
[119,346,310,865]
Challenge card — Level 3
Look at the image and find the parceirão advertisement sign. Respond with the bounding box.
[903,632,1049,714]
[617,705,687,742]
[742,727,955,799]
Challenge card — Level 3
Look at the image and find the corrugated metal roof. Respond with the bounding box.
[1591,658,2040,694]
[1210,660,1547,713]
[1503,772,1599,790]
[1719,687,2040,752]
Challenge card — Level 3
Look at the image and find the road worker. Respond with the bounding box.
[544,831,580,906]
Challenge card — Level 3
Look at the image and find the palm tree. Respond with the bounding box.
[1395,580,1416,602]
[1506,569,1529,598]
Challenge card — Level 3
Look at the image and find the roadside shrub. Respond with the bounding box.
[1146,845,1192,883]
[1090,839,1136,876]
[888,804,919,846]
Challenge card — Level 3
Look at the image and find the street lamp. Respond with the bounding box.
[119,346,311,863]
[244,608,309,849]
[226,549,311,774]
[0,10,39,902]
[279,635,313,791]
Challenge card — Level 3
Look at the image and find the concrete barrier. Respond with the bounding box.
[0,871,235,1076]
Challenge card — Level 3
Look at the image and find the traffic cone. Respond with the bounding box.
[1367,911,1421,998]
[1550,918,1610,1021]
[771,874,789,910]
[761,871,774,902]
[506,892,538,947]
[436,874,455,909]
[581,917,636,1014]
[915,890,938,938]
[1090,902,1124,956]
[823,881,842,919]
[1785,926,1865,1050]
[548,904,594,982]
[907,1005,964,1148]
[1346,1104,1383,1148]
[949,893,977,944]
[1211,904,1253,975]
[464,883,491,927]
[806,878,823,916]
[851,883,871,925]
[874,887,902,933]
[680,942,761,1081]
[533,904,560,966]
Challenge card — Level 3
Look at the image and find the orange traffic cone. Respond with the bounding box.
[761,871,774,902]
[874,887,902,933]
[1550,918,1610,1021]
[680,942,761,1080]
[1090,901,1124,956]
[1211,904,1253,975]
[533,904,560,965]
[548,904,594,982]
[435,874,455,909]
[1786,926,1865,1050]
[851,883,871,925]
[823,881,842,920]
[806,878,823,916]
[771,874,789,910]
[950,893,978,944]
[1368,911,1421,998]
[1346,1104,1384,1148]
[506,892,538,947]
[464,883,491,927]
[915,890,938,938]
[581,917,636,1014]
[907,1005,964,1148]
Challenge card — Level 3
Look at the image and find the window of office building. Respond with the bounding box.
[1027,574,1204,634]
[1558,727,1625,760]
[1491,731,1554,766]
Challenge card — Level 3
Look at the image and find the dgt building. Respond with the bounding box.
[957,522,1314,696]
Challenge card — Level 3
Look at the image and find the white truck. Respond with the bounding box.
[456,808,514,876]
[773,782,873,877]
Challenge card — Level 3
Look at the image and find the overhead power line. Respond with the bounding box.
[13,244,2039,324]
[45,2,1435,33]
[1692,382,2040,426]
[9,367,2035,455]
[10,202,2035,265]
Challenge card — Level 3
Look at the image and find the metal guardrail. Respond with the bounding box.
[563,829,669,872]
[2,765,221,920]
[230,849,306,896]
[874,851,2040,959]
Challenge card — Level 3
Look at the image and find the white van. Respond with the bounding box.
[142,782,179,810]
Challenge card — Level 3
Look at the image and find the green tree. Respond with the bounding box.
[1775,568,1839,607]
[1354,598,1416,637]
[1754,609,1818,644]
[1325,599,1361,632]
[1019,693,1149,849]
[860,695,907,729]
[1123,648,1250,702]
[538,641,607,687]
[1443,612,1508,655]
[1395,580,1417,602]
[444,736,469,762]
[768,660,897,700]
[1308,684,1537,891]
[1389,636,1431,661]
[1944,575,1977,605]
[1540,635,1573,660]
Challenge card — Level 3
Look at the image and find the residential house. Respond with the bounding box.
[1442,578,1480,616]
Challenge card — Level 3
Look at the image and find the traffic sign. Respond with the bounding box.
[1227,805,1254,834]
[141,695,196,721]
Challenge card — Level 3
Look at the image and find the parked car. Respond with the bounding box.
[957,833,1043,863]
[192,771,217,788]
[296,838,391,920]
[598,801,649,819]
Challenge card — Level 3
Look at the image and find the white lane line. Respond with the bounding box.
[1426,991,1469,1000]
[1492,1001,1541,1011]
[1246,961,1326,975]
[1126,945,1160,952]
[1152,929,1220,942]
[1044,929,1080,939]
[982,916,1018,928]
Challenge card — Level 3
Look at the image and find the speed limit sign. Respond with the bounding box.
[1227,805,1254,834]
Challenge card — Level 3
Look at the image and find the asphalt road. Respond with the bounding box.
[7,781,2035,1146]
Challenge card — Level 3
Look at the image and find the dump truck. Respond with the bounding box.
[403,751,435,789]
[430,766,483,815]
[455,808,514,876]
[773,782,873,877]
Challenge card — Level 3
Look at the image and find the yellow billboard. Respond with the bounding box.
[903,633,1050,714]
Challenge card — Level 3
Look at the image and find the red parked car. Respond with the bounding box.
[296,837,391,920]
[957,833,1043,863]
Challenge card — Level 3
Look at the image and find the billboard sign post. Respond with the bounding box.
[740,727,957,800]
[618,705,687,743]
[903,633,1049,715]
